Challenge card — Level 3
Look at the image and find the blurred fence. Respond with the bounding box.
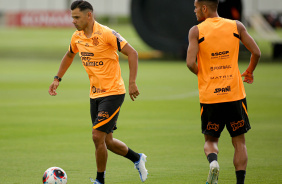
[0,0,130,27]
[6,11,72,27]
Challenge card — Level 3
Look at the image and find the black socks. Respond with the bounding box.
[236,170,246,184]
[207,153,246,184]
[124,148,140,163]
[96,172,105,184]
[96,148,139,183]
[207,153,218,163]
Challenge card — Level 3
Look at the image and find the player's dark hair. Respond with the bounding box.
[198,0,219,11]
[198,0,219,4]
[71,0,93,12]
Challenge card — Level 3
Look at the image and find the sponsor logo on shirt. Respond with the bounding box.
[214,86,231,94]
[211,50,230,59]
[211,51,229,56]
[94,31,102,35]
[210,74,233,80]
[82,61,104,66]
[210,65,232,71]
[92,86,106,94]
[80,52,101,66]
[81,52,94,56]
[112,30,124,42]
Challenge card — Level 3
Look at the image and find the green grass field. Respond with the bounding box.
[0,25,282,184]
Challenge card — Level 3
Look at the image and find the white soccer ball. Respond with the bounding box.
[43,167,67,184]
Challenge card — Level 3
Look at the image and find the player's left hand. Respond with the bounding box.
[129,82,140,101]
[241,70,254,84]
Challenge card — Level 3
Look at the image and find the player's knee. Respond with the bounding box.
[92,131,105,145]
[204,138,219,154]
[92,134,99,144]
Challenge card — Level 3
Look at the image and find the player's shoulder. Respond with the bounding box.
[96,22,125,42]
[93,22,116,42]
[234,20,245,29]
[234,20,247,36]
[189,25,199,37]
[190,25,199,32]
[196,19,209,31]
[95,22,112,35]
[220,17,238,28]
[222,17,235,22]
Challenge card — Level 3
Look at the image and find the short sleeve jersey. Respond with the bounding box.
[69,22,127,99]
[196,17,246,104]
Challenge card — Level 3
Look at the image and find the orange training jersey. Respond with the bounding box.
[69,22,127,99]
[196,17,246,104]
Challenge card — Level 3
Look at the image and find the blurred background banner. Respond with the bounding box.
[1,0,281,27]
[0,0,281,58]
[6,11,72,27]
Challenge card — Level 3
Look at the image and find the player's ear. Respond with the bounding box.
[87,11,92,19]
[202,5,207,12]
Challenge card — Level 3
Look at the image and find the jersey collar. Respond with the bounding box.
[78,21,98,39]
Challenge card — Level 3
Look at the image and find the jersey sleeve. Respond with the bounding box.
[106,29,128,52]
[69,33,79,54]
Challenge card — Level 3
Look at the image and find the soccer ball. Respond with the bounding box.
[43,167,67,184]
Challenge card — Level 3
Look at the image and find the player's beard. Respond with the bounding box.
[75,25,82,31]
[75,22,87,31]
[196,10,205,22]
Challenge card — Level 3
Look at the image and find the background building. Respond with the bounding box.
[0,0,281,17]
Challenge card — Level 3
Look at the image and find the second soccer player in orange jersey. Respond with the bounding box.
[48,1,148,183]
[186,0,261,184]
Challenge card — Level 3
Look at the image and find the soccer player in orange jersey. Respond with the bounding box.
[186,0,261,184]
[48,1,148,183]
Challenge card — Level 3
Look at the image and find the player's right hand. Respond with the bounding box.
[129,82,140,101]
[241,71,254,84]
[48,81,59,96]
